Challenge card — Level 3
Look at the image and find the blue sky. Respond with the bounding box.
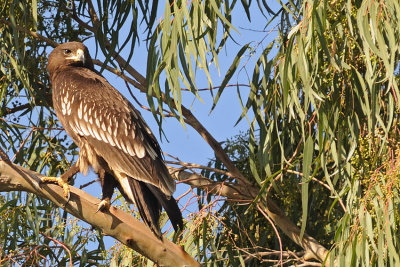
[63,2,281,252]
[72,3,280,253]
[83,2,278,165]
[0,1,282,263]
[0,1,280,256]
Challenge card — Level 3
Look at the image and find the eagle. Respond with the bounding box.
[43,41,183,238]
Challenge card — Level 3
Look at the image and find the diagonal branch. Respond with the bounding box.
[0,13,250,186]
[169,167,329,264]
[0,13,329,265]
[81,0,251,186]
[0,160,199,266]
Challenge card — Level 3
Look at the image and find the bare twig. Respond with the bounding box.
[164,153,236,178]
[169,166,253,202]
[3,103,32,116]
[91,59,143,90]
[79,178,100,189]
[286,169,347,212]
[11,128,34,162]
[180,84,251,92]
[257,205,283,267]
[40,233,73,267]
[124,81,175,118]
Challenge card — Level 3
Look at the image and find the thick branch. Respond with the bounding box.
[258,201,329,263]
[0,160,199,267]
[1,14,328,265]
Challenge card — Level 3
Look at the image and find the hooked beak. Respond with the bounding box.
[66,48,85,64]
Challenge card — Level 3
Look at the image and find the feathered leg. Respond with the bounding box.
[97,172,118,212]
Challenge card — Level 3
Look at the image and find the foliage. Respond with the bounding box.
[0,0,400,266]
[333,128,400,265]
[0,192,105,266]
[266,0,400,265]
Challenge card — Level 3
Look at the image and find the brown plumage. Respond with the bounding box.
[46,41,183,238]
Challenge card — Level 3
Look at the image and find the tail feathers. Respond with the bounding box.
[127,178,163,238]
[122,178,183,238]
[148,185,184,232]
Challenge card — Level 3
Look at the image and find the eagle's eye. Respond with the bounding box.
[64,49,72,55]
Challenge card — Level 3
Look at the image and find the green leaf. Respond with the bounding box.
[300,135,313,239]
[210,44,249,112]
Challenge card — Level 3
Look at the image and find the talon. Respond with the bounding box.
[41,176,70,199]
[96,198,111,213]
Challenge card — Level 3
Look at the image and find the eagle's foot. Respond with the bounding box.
[41,176,70,199]
[96,198,111,213]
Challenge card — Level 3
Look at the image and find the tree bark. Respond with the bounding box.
[0,160,199,267]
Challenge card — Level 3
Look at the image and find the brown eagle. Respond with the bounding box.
[43,41,183,238]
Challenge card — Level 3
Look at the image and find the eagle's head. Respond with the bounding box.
[47,42,94,76]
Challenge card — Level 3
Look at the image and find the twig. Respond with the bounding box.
[0,18,58,47]
[164,152,236,178]
[3,103,32,116]
[40,232,73,267]
[11,128,34,162]
[69,1,95,32]
[180,84,251,92]
[92,59,143,90]
[257,205,283,267]
[79,178,99,189]
[286,169,347,213]
[124,80,175,118]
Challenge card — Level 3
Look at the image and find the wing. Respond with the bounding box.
[52,67,175,196]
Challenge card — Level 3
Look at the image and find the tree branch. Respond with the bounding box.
[0,151,329,265]
[3,103,31,116]
[169,167,329,264]
[80,1,251,186]
[0,18,58,47]
[257,201,329,264]
[169,167,253,201]
[0,160,199,267]
[1,12,329,265]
